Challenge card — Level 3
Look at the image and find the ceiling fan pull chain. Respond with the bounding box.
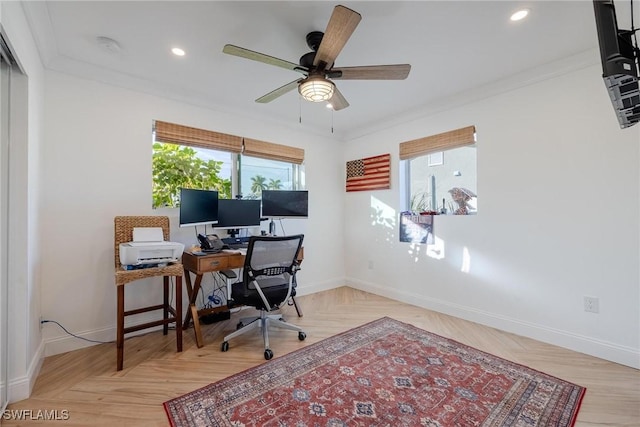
[299,96,302,124]
[331,108,334,134]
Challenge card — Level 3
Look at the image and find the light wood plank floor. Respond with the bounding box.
[6,287,640,426]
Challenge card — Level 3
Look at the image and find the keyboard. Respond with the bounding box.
[228,243,248,250]
[202,248,222,254]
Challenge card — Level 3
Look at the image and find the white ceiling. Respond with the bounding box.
[21,1,624,140]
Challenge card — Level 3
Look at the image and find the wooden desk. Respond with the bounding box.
[182,248,303,348]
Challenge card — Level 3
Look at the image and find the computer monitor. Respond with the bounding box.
[215,199,261,229]
[261,190,308,218]
[179,188,219,228]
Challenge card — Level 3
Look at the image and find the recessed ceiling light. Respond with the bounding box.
[510,9,530,21]
[171,47,186,56]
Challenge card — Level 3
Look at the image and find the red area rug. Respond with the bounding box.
[164,317,585,426]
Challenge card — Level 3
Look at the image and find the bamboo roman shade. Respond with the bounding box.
[154,120,243,154]
[399,125,476,160]
[243,138,305,165]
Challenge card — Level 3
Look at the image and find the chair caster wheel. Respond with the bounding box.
[221,341,229,352]
[298,332,306,341]
[236,322,244,330]
[264,349,273,360]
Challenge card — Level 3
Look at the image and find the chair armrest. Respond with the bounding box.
[220,269,237,280]
[250,275,293,312]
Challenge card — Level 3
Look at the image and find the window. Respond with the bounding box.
[240,156,304,197]
[239,137,305,198]
[152,121,305,208]
[400,126,477,215]
[427,152,444,166]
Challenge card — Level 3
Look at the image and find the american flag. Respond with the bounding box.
[346,153,391,192]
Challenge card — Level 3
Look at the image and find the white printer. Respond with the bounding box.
[119,227,184,268]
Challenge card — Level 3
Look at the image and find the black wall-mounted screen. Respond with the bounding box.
[593,0,640,128]
[261,190,308,218]
[215,199,262,229]
[179,188,219,227]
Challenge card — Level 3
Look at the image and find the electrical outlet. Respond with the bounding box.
[584,296,600,313]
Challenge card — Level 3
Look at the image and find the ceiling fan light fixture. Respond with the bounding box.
[299,76,335,102]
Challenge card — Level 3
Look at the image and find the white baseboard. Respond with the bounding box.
[45,277,636,371]
[346,277,640,369]
[43,324,116,357]
[8,339,44,403]
[30,276,638,404]
[42,277,345,357]
[295,277,344,296]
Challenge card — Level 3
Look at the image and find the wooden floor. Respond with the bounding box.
[6,287,640,426]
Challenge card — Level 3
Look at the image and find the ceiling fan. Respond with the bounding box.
[222,4,411,111]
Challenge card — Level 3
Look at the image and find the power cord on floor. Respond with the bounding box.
[41,319,112,344]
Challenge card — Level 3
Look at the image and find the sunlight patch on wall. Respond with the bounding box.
[370,196,397,244]
[405,236,446,262]
[461,251,530,293]
[406,243,423,263]
[404,236,446,262]
[461,246,471,273]
[408,247,419,262]
[427,236,445,260]
[370,196,396,229]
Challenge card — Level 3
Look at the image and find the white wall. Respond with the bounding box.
[344,64,640,368]
[1,1,45,402]
[7,8,639,404]
[40,70,345,356]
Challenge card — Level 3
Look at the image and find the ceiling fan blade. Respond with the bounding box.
[223,44,308,73]
[329,86,349,111]
[255,79,302,103]
[330,64,411,80]
[313,5,362,71]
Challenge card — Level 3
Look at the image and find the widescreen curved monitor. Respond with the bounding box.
[261,190,308,218]
[179,188,219,227]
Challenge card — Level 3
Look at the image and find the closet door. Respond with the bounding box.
[0,38,11,412]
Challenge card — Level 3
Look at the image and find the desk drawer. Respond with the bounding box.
[195,256,228,272]
[227,254,244,269]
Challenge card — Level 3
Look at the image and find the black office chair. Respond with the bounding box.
[221,234,306,360]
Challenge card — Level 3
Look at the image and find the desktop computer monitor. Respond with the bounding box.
[179,188,219,228]
[215,199,261,229]
[261,190,308,218]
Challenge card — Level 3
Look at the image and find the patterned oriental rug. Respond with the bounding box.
[164,317,585,427]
